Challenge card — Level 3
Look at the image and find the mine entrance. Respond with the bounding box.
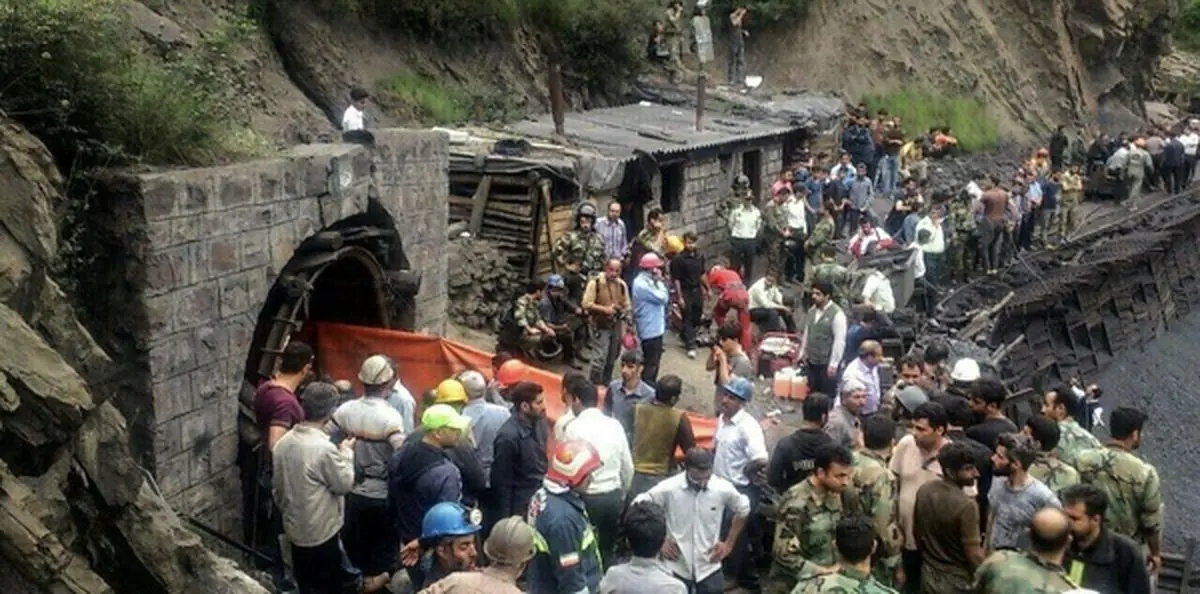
[236,203,417,561]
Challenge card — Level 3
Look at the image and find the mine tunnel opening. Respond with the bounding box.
[235,197,419,555]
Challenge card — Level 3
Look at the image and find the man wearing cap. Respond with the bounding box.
[714,376,769,591]
[946,357,981,399]
[413,501,483,589]
[635,447,751,594]
[632,252,671,384]
[413,380,488,508]
[527,439,605,594]
[330,355,408,578]
[273,382,391,594]
[353,353,416,435]
[389,404,471,587]
[826,380,866,450]
[458,370,510,519]
[488,355,523,409]
[541,273,586,368]
[583,257,632,385]
[558,373,634,568]
[419,516,536,593]
[606,350,655,433]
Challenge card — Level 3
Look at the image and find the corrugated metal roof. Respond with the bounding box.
[508,102,798,161]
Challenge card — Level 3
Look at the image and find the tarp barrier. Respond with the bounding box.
[308,322,717,448]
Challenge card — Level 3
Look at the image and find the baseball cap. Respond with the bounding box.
[422,404,470,431]
[358,354,395,386]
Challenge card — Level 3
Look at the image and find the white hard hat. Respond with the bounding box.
[357,354,395,386]
[950,358,981,383]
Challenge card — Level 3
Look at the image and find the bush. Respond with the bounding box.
[378,71,471,125]
[863,91,1000,153]
[708,0,811,29]
[0,0,262,167]
[1175,0,1200,51]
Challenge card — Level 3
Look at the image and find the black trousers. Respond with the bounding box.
[784,231,806,283]
[292,534,362,594]
[722,483,762,588]
[680,287,705,350]
[1017,211,1036,250]
[1163,164,1185,194]
[640,335,664,386]
[342,493,396,576]
[750,308,796,334]
[977,219,1003,271]
[806,362,836,398]
[901,549,922,594]
[729,237,758,281]
[581,489,625,569]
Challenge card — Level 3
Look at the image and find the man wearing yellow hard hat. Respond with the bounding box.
[406,379,487,510]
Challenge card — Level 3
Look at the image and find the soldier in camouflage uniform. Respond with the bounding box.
[806,245,849,309]
[1074,407,1163,573]
[762,190,791,276]
[1024,415,1080,495]
[946,192,978,282]
[974,508,1080,593]
[850,417,903,588]
[663,0,686,83]
[504,280,555,357]
[805,202,838,281]
[1040,385,1103,467]
[792,516,899,594]
[765,443,860,594]
[717,174,754,227]
[553,202,607,304]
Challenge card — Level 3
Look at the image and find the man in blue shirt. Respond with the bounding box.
[632,253,670,385]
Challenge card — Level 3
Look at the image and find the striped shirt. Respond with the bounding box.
[594,216,628,260]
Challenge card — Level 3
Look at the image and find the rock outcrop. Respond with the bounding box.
[0,118,266,593]
[761,0,1176,139]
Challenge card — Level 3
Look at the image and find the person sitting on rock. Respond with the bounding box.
[498,280,556,361]
[538,274,585,368]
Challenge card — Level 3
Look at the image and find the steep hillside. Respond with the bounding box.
[722,0,1175,139]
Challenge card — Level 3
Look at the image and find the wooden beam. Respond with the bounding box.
[468,175,493,236]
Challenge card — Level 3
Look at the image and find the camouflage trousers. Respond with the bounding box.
[1058,191,1081,239]
[764,237,788,276]
[948,234,978,280]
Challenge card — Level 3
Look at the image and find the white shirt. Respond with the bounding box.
[747,277,784,310]
[1182,132,1199,156]
[783,196,808,231]
[633,472,750,582]
[728,205,762,239]
[861,270,895,313]
[915,216,945,254]
[342,104,365,131]
[965,181,983,202]
[713,409,767,487]
[560,408,633,495]
[910,244,926,280]
[849,228,893,257]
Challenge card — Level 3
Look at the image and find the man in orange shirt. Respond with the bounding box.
[707,265,753,351]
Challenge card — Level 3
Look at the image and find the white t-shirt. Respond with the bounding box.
[342,105,365,131]
[1181,132,1199,156]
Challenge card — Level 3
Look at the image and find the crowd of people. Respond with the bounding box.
[252,333,1162,594]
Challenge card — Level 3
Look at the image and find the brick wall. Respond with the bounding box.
[123,131,448,534]
[647,142,783,261]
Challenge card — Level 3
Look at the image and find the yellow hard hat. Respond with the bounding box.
[665,235,684,255]
[434,378,468,404]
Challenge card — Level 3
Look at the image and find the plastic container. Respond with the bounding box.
[773,368,796,399]
[790,373,809,401]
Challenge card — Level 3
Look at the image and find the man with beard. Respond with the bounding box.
[1061,483,1152,594]
[765,443,859,594]
[583,257,632,385]
[889,402,953,591]
[488,382,550,533]
[413,502,483,589]
[986,433,1060,552]
[767,393,834,493]
[1074,407,1163,578]
[799,281,847,399]
[912,442,984,593]
[554,202,607,303]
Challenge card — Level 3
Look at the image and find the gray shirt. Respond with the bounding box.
[987,476,1061,550]
[330,397,406,499]
[607,378,656,431]
[599,557,687,594]
[462,398,511,486]
[824,405,860,449]
[848,178,875,211]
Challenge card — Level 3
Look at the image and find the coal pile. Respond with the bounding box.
[932,189,1200,399]
[921,141,1029,198]
[447,236,523,330]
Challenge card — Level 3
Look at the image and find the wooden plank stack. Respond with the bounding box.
[448,171,541,272]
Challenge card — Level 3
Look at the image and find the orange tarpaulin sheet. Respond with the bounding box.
[308,322,717,448]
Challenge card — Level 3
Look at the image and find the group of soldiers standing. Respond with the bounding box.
[648,1,750,87]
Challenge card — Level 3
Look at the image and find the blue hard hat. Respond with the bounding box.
[722,376,754,401]
[421,502,481,541]
[546,274,566,289]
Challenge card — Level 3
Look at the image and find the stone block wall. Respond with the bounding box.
[119,131,448,535]
[648,142,784,261]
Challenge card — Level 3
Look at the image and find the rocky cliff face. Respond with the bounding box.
[756,0,1176,138]
[0,118,265,593]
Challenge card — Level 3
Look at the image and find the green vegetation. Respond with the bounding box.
[0,0,265,168]
[1174,0,1200,51]
[863,91,1000,153]
[379,71,471,125]
[709,0,811,28]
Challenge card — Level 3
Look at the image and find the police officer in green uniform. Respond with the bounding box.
[717,174,753,227]
[762,189,790,276]
[792,516,899,593]
[947,191,978,282]
[765,443,860,594]
[553,202,607,304]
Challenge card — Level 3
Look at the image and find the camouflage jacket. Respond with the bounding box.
[806,218,836,255]
[1028,454,1079,495]
[947,201,976,237]
[973,550,1079,593]
[1074,444,1163,544]
[513,294,543,330]
[850,450,903,585]
[762,201,790,238]
[793,566,899,594]
[716,191,749,226]
[634,228,665,257]
[1051,418,1102,467]
[553,230,606,274]
[770,478,862,588]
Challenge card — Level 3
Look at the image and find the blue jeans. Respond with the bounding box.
[678,570,724,594]
[875,154,899,196]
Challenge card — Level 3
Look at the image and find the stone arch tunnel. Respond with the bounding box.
[86,130,451,545]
